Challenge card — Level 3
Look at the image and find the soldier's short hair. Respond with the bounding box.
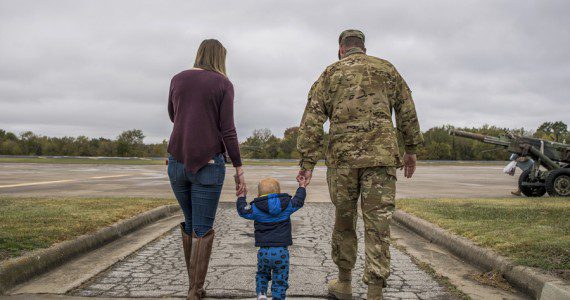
[258,177,281,196]
[341,36,365,50]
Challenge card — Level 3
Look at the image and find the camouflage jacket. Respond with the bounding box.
[297,48,423,170]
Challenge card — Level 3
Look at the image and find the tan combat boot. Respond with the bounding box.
[328,268,352,299]
[367,284,383,300]
[188,229,215,300]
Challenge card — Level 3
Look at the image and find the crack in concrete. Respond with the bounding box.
[72,203,456,299]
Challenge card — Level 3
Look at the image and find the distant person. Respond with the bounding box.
[507,153,535,196]
[297,29,423,299]
[236,177,307,300]
[167,39,247,300]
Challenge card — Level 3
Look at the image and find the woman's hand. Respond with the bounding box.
[235,166,247,197]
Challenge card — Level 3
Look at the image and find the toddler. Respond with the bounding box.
[236,176,307,300]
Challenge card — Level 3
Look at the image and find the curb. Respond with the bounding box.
[392,210,570,300]
[0,204,180,295]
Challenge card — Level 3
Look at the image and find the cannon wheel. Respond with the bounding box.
[545,169,570,197]
[518,169,546,197]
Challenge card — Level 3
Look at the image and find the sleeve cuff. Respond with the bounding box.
[236,196,247,205]
[230,155,242,167]
[405,144,418,154]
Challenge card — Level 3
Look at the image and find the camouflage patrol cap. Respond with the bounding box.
[338,29,365,44]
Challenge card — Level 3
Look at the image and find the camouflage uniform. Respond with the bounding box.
[297,30,423,286]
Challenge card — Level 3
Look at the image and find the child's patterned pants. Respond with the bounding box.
[256,246,289,299]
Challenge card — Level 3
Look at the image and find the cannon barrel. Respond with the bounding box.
[449,129,510,147]
[449,130,486,141]
[449,129,567,168]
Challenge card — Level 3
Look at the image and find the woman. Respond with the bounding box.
[167,39,246,300]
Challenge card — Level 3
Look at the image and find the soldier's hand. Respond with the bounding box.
[297,169,313,186]
[403,154,417,178]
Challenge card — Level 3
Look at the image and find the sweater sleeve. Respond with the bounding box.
[219,81,242,167]
[168,78,175,123]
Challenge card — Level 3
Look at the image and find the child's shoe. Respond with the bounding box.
[257,293,267,300]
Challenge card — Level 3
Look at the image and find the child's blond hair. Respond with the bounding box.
[258,177,281,196]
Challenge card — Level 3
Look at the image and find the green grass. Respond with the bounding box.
[397,198,570,273]
[0,197,175,261]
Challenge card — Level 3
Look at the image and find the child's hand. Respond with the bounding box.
[297,176,308,188]
[237,188,247,198]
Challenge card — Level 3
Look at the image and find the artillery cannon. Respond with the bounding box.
[449,129,570,197]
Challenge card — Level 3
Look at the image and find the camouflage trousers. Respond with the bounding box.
[327,166,397,286]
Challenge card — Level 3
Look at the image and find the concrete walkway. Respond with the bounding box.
[70,203,453,299]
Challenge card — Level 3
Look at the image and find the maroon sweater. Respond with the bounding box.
[167,69,242,174]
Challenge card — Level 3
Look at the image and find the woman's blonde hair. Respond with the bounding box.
[193,39,227,76]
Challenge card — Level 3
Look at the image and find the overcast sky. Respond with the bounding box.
[1,1,569,143]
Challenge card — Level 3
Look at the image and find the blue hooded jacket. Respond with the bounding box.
[236,187,306,247]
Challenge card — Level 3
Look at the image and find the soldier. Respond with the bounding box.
[296,29,423,299]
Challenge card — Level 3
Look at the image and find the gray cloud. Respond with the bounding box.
[0,0,568,143]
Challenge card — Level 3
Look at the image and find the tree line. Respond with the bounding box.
[0,121,567,160]
[0,129,167,157]
[239,121,568,160]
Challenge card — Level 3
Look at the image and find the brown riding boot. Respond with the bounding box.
[328,268,352,299]
[180,223,193,298]
[188,229,215,300]
[367,284,383,300]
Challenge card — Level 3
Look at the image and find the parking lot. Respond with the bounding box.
[0,162,519,201]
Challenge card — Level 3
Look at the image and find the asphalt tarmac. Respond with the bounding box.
[0,162,519,201]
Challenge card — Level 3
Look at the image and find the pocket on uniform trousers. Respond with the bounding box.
[386,167,397,181]
[326,168,338,205]
[196,162,226,186]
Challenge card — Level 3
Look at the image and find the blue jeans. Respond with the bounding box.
[256,247,289,299]
[167,153,225,237]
